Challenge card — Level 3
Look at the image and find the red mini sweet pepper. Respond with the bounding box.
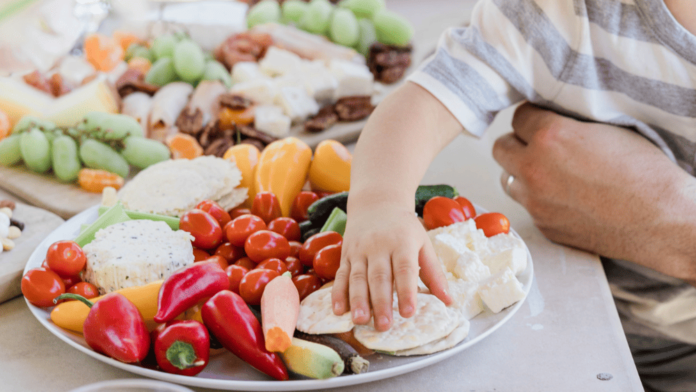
[55,292,150,363]
[153,320,210,376]
[202,290,289,381]
[154,260,229,323]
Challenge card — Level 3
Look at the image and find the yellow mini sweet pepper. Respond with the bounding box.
[224,144,261,208]
[308,140,352,193]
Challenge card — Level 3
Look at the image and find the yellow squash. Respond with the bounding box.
[308,140,352,193]
[224,144,261,207]
[50,280,162,333]
[254,137,312,216]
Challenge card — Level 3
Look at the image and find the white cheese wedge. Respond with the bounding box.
[275,86,319,122]
[231,61,267,84]
[259,46,303,77]
[254,105,291,138]
[230,79,277,105]
[478,268,526,313]
[483,247,528,276]
[299,60,338,102]
[329,58,374,99]
[432,232,470,272]
[453,250,491,283]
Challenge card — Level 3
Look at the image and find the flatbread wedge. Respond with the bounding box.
[296,288,354,334]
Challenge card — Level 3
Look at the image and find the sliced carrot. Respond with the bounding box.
[166,133,203,160]
[113,30,141,52]
[78,169,125,193]
[261,275,300,352]
[128,57,152,75]
[219,106,255,129]
[84,33,124,72]
[0,109,10,141]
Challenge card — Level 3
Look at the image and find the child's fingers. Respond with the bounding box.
[348,257,372,325]
[367,254,394,331]
[419,240,452,305]
[392,247,418,318]
[332,258,350,315]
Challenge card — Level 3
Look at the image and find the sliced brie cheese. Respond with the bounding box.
[231,61,267,84]
[478,268,526,313]
[259,46,303,77]
[254,105,291,138]
[275,86,319,122]
[231,79,277,105]
[329,58,374,99]
[452,250,491,283]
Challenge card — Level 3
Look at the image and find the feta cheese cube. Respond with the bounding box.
[300,60,338,102]
[231,79,277,105]
[453,251,491,282]
[447,279,483,320]
[483,247,528,276]
[275,86,319,122]
[488,233,526,252]
[432,233,470,272]
[329,59,374,99]
[427,219,478,244]
[466,229,490,255]
[254,105,291,138]
[274,73,313,97]
[478,268,526,313]
[232,62,267,83]
[259,47,303,77]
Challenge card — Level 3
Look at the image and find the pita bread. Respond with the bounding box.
[296,288,354,334]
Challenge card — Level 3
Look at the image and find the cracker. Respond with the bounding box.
[296,288,354,334]
[393,317,470,356]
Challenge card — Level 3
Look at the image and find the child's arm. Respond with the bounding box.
[331,81,463,331]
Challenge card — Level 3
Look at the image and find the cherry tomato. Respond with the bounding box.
[244,230,291,263]
[475,212,511,237]
[288,241,302,259]
[454,196,476,220]
[235,256,257,270]
[46,241,86,278]
[225,214,267,247]
[41,259,49,269]
[313,243,342,280]
[225,265,249,294]
[255,258,288,275]
[61,274,82,288]
[290,191,319,223]
[292,274,322,300]
[215,242,245,263]
[196,200,232,228]
[180,209,223,250]
[422,196,466,230]
[284,256,303,277]
[239,269,280,305]
[192,248,211,262]
[67,282,99,299]
[21,268,65,307]
[268,217,301,242]
[229,207,252,219]
[299,231,343,267]
[315,191,334,199]
[203,255,229,270]
[251,192,282,224]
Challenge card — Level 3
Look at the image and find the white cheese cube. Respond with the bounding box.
[478,269,526,313]
[483,247,528,276]
[231,79,277,105]
[488,233,526,252]
[274,73,313,97]
[447,279,483,321]
[300,60,338,102]
[453,251,491,283]
[329,59,374,99]
[260,46,303,77]
[427,219,478,244]
[275,86,319,122]
[232,61,267,83]
[432,233,470,272]
[466,229,490,255]
[254,105,291,138]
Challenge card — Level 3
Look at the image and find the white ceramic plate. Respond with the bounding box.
[24,205,534,391]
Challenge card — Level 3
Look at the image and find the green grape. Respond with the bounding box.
[145,57,178,86]
[173,40,206,84]
[356,18,377,56]
[0,135,22,166]
[173,31,190,42]
[373,9,413,46]
[52,135,81,182]
[344,0,384,18]
[300,0,334,35]
[120,136,170,170]
[330,8,359,47]
[282,0,308,25]
[204,52,215,62]
[20,128,51,173]
[201,60,232,88]
[92,114,144,140]
[79,139,129,178]
[12,116,55,134]
[125,44,153,62]
[247,0,282,29]
[82,111,110,131]
[151,34,177,60]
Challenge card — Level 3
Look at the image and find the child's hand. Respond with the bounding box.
[331,201,452,331]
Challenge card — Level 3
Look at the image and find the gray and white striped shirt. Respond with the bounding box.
[410,0,696,343]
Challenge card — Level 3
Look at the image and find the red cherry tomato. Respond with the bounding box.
[229,207,252,219]
[192,248,211,262]
[255,258,288,275]
[196,200,232,228]
[244,230,291,263]
[67,282,99,299]
[474,212,511,237]
[203,255,229,270]
[290,191,319,223]
[284,256,303,277]
[299,231,343,267]
[21,268,65,308]
[225,265,249,294]
[41,259,49,269]
[180,209,223,250]
[46,241,86,278]
[313,243,342,280]
[288,241,302,259]
[454,196,476,220]
[239,269,280,305]
[61,274,82,288]
[292,274,322,300]
[315,191,334,199]
[235,256,257,270]
[251,192,282,224]
[268,217,301,242]
[215,242,245,263]
[225,214,267,247]
[422,196,466,230]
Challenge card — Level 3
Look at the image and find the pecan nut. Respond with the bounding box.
[176,108,205,137]
[238,125,278,145]
[334,96,375,121]
[305,105,338,132]
[219,94,253,110]
[204,138,234,157]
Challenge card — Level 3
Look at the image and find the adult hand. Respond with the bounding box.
[492,103,696,284]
